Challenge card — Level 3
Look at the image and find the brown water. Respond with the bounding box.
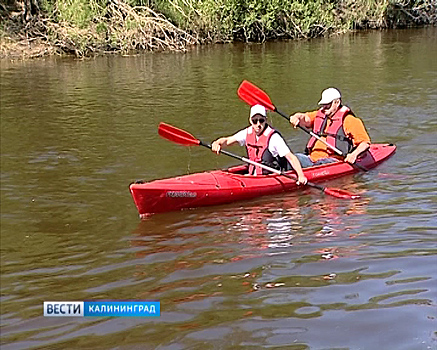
[1,27,436,349]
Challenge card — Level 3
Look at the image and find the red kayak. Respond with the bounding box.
[129,143,396,218]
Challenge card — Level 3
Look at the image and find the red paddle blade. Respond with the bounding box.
[323,187,360,200]
[237,80,276,111]
[158,122,200,146]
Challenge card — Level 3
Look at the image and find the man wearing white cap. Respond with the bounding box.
[289,88,370,168]
[212,104,307,184]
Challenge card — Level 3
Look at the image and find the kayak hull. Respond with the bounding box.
[130,144,396,217]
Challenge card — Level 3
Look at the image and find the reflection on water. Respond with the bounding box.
[1,28,437,349]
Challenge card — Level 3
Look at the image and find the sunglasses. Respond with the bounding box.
[321,102,333,109]
[251,117,266,124]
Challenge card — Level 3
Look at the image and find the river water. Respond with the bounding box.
[1,27,436,349]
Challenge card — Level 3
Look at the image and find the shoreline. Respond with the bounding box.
[2,25,436,61]
[1,0,435,61]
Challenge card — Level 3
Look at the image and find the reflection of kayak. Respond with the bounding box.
[130,143,396,218]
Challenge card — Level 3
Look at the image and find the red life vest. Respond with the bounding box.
[246,126,285,175]
[306,105,354,156]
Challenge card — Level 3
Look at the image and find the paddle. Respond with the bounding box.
[158,122,360,200]
[237,80,368,172]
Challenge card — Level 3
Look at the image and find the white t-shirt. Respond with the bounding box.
[233,126,291,158]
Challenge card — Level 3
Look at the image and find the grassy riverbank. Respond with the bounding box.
[1,0,436,58]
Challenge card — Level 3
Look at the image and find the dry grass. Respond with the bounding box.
[47,1,199,56]
[1,0,199,59]
[0,34,55,59]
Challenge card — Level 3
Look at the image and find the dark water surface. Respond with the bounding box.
[1,28,436,349]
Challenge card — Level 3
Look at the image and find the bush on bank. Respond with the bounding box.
[1,0,436,58]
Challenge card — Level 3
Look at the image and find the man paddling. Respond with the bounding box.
[211,104,307,185]
[289,88,371,168]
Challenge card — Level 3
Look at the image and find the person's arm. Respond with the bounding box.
[344,115,371,164]
[289,111,316,129]
[285,153,307,185]
[270,134,307,185]
[211,136,239,154]
[344,141,370,164]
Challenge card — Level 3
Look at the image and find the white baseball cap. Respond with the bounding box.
[318,88,341,105]
[250,104,267,118]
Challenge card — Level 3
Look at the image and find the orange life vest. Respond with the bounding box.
[305,105,354,156]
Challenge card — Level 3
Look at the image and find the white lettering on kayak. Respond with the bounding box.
[311,170,330,178]
[166,191,197,198]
